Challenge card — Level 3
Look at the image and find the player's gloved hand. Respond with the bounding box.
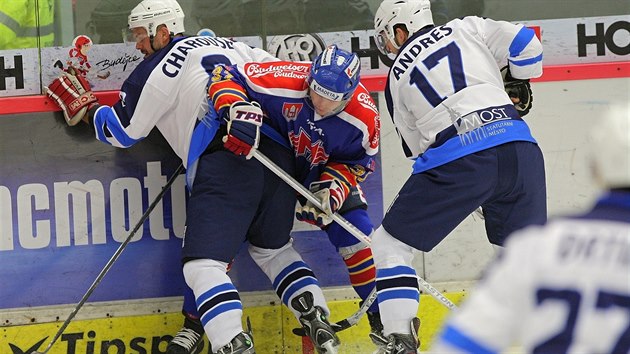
[45,67,98,126]
[501,66,533,117]
[222,101,263,159]
[296,179,348,227]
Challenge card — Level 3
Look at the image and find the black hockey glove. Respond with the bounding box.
[501,66,533,117]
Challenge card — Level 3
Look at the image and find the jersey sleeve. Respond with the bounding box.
[471,16,543,79]
[322,85,380,188]
[207,64,250,117]
[92,73,172,147]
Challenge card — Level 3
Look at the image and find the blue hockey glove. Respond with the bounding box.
[296,179,348,227]
[222,101,263,159]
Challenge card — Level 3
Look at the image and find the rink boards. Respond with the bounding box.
[1,14,629,354]
[2,291,465,353]
[0,111,384,310]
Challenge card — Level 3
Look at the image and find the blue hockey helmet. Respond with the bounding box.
[307,45,361,116]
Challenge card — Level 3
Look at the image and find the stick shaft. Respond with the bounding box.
[35,164,184,354]
[252,151,456,310]
[252,150,371,246]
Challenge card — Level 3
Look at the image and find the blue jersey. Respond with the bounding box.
[91,36,277,170]
[383,16,543,174]
[209,61,380,189]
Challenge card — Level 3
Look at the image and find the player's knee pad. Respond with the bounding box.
[371,226,415,268]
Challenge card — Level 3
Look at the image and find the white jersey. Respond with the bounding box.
[431,192,630,354]
[92,36,276,168]
[384,16,542,173]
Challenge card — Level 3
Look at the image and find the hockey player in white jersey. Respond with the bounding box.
[45,1,341,353]
[368,0,547,352]
[430,104,630,354]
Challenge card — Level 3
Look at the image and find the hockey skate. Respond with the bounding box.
[214,330,255,354]
[167,316,205,354]
[371,317,420,354]
[291,291,341,354]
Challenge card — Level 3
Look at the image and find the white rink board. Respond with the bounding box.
[378,77,630,283]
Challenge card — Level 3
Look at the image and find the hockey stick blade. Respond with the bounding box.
[30,164,184,354]
[334,287,378,332]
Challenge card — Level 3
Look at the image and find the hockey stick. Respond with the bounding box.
[333,286,379,331]
[293,286,377,336]
[333,273,456,332]
[252,151,456,313]
[252,150,371,247]
[32,163,185,354]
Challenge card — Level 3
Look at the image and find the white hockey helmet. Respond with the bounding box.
[589,104,630,189]
[374,0,433,54]
[165,0,185,33]
[127,0,185,38]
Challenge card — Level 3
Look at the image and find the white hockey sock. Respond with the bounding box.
[249,239,330,318]
[372,226,419,335]
[183,259,243,351]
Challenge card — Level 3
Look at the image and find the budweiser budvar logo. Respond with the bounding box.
[245,63,310,79]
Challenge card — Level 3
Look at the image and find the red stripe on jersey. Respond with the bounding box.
[321,163,358,189]
[343,84,381,151]
[209,80,246,96]
[208,81,249,111]
[212,90,248,111]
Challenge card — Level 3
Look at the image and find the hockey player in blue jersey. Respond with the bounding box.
[207,45,384,348]
[367,0,547,352]
[430,104,630,354]
[45,0,343,353]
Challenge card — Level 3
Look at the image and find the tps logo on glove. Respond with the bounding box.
[223,101,264,159]
[233,109,263,123]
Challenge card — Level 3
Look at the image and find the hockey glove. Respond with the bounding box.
[45,68,98,126]
[222,101,263,159]
[296,179,348,227]
[501,66,533,117]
